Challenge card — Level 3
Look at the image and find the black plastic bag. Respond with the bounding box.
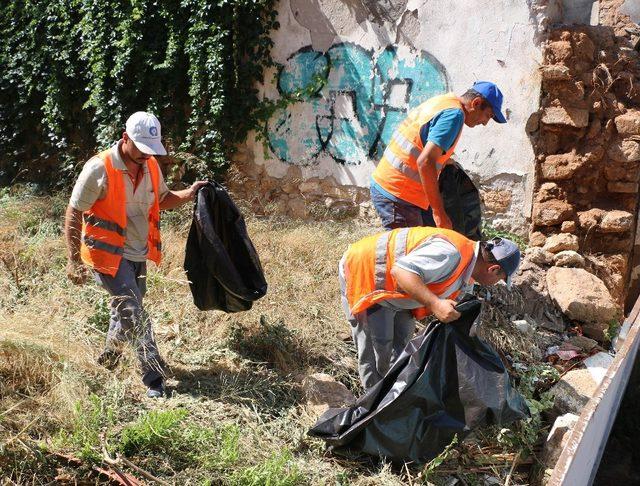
[184,181,267,312]
[309,299,529,464]
[439,162,482,241]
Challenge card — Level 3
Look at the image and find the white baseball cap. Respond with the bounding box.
[125,111,167,156]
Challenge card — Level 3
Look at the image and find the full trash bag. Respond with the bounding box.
[309,299,529,464]
[439,162,482,241]
[184,181,267,312]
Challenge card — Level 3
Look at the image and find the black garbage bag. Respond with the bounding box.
[184,181,267,312]
[309,299,529,464]
[439,162,482,241]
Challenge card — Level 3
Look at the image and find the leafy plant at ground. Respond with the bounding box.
[495,363,560,456]
[0,0,279,185]
[87,295,110,334]
[482,223,527,251]
[54,394,116,462]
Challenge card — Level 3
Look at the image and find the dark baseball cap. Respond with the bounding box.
[486,237,521,289]
[472,81,507,123]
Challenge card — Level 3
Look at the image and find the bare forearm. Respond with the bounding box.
[64,205,83,262]
[159,181,208,211]
[417,146,445,216]
[159,189,192,210]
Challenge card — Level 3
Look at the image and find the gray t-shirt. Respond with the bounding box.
[339,237,478,311]
[69,141,169,262]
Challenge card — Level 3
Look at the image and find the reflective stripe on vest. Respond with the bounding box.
[80,148,163,276]
[371,93,464,209]
[345,226,476,315]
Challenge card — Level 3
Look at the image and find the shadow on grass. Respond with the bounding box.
[169,362,301,417]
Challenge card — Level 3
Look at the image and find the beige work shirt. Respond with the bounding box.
[69,141,169,262]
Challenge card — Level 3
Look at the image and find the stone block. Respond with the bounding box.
[542,106,589,128]
[546,40,573,62]
[561,221,577,233]
[543,233,579,253]
[546,267,620,325]
[533,200,575,226]
[541,65,572,81]
[288,198,309,219]
[607,138,640,163]
[553,250,585,268]
[302,373,356,417]
[529,231,547,247]
[599,210,633,233]
[541,152,586,180]
[537,182,564,203]
[526,247,554,266]
[481,189,512,213]
[566,335,597,353]
[607,181,639,193]
[577,208,605,230]
[614,111,640,135]
[542,413,579,468]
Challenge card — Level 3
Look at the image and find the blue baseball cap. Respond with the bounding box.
[486,237,521,289]
[472,81,507,124]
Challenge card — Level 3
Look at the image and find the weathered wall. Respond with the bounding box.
[229,0,549,231]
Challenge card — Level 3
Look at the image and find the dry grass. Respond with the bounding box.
[0,187,551,485]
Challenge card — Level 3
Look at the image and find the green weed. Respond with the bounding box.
[604,319,622,343]
[482,223,527,251]
[422,435,458,481]
[54,394,116,462]
[119,408,189,456]
[87,295,110,334]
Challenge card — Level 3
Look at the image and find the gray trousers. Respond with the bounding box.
[339,261,416,390]
[94,259,164,387]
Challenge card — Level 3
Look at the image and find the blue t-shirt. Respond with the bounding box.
[372,108,464,202]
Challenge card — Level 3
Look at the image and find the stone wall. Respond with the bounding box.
[227,0,547,230]
[528,2,640,306]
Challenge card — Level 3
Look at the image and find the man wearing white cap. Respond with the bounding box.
[64,112,206,398]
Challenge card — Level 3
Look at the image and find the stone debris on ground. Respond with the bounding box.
[542,413,580,468]
[301,372,356,417]
[550,352,614,415]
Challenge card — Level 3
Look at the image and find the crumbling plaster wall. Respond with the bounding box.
[230,0,549,231]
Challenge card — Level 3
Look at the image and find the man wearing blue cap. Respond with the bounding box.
[371,81,507,231]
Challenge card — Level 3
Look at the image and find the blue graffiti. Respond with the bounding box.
[267,43,448,166]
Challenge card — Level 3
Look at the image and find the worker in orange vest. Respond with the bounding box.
[370,81,507,230]
[64,112,207,398]
[339,226,520,390]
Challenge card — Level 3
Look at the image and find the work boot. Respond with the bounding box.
[97,350,121,371]
[146,378,165,399]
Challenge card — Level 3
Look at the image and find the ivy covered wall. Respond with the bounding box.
[0,0,278,186]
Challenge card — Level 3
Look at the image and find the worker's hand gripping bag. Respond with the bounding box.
[184,181,267,312]
[309,299,529,464]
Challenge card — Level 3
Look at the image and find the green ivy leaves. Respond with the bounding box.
[0,0,277,185]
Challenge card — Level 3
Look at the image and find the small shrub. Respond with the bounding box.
[55,394,116,462]
[119,408,189,456]
[482,223,527,251]
[87,295,111,334]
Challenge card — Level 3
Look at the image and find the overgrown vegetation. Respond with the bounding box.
[0,189,561,484]
[0,0,279,185]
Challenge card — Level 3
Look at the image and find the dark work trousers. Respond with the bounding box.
[93,259,164,387]
[370,183,436,230]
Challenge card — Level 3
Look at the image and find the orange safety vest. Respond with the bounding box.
[371,93,464,209]
[343,226,476,317]
[80,149,162,276]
